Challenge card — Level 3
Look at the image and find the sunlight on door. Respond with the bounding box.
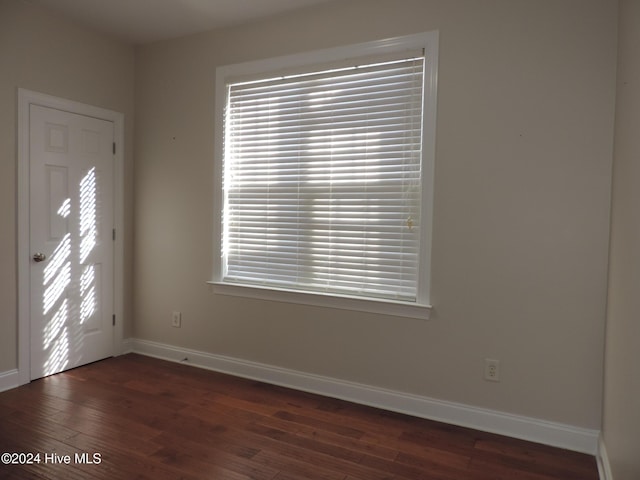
[41,166,99,376]
[42,233,71,376]
[79,167,98,326]
[79,167,97,263]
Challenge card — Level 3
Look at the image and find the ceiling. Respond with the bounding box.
[27,0,337,45]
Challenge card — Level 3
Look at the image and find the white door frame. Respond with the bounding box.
[17,89,125,386]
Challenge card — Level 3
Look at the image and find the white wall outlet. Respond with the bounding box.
[484,358,500,382]
[171,311,182,328]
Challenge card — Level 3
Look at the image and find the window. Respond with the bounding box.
[212,32,438,319]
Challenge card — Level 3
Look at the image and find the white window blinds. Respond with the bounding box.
[222,55,425,302]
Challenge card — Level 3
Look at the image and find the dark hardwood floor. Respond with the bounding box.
[0,354,598,480]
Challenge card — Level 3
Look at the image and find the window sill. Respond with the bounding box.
[207,282,431,320]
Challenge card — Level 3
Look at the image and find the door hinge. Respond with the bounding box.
[112,314,116,326]
[112,228,116,241]
[113,142,116,155]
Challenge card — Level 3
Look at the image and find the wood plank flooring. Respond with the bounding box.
[0,354,599,480]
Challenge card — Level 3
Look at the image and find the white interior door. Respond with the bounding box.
[29,104,115,380]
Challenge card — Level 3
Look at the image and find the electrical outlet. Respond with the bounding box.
[484,358,500,382]
[171,311,182,328]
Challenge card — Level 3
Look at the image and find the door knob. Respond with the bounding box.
[33,253,47,262]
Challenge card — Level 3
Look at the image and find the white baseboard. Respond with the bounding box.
[129,338,600,455]
[0,369,20,393]
[119,338,134,355]
[597,434,613,480]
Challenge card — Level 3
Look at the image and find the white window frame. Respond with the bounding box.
[210,31,438,320]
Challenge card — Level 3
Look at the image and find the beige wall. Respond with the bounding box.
[0,0,135,372]
[603,0,640,478]
[134,0,617,429]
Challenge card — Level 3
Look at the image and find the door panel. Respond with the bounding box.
[30,105,114,380]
